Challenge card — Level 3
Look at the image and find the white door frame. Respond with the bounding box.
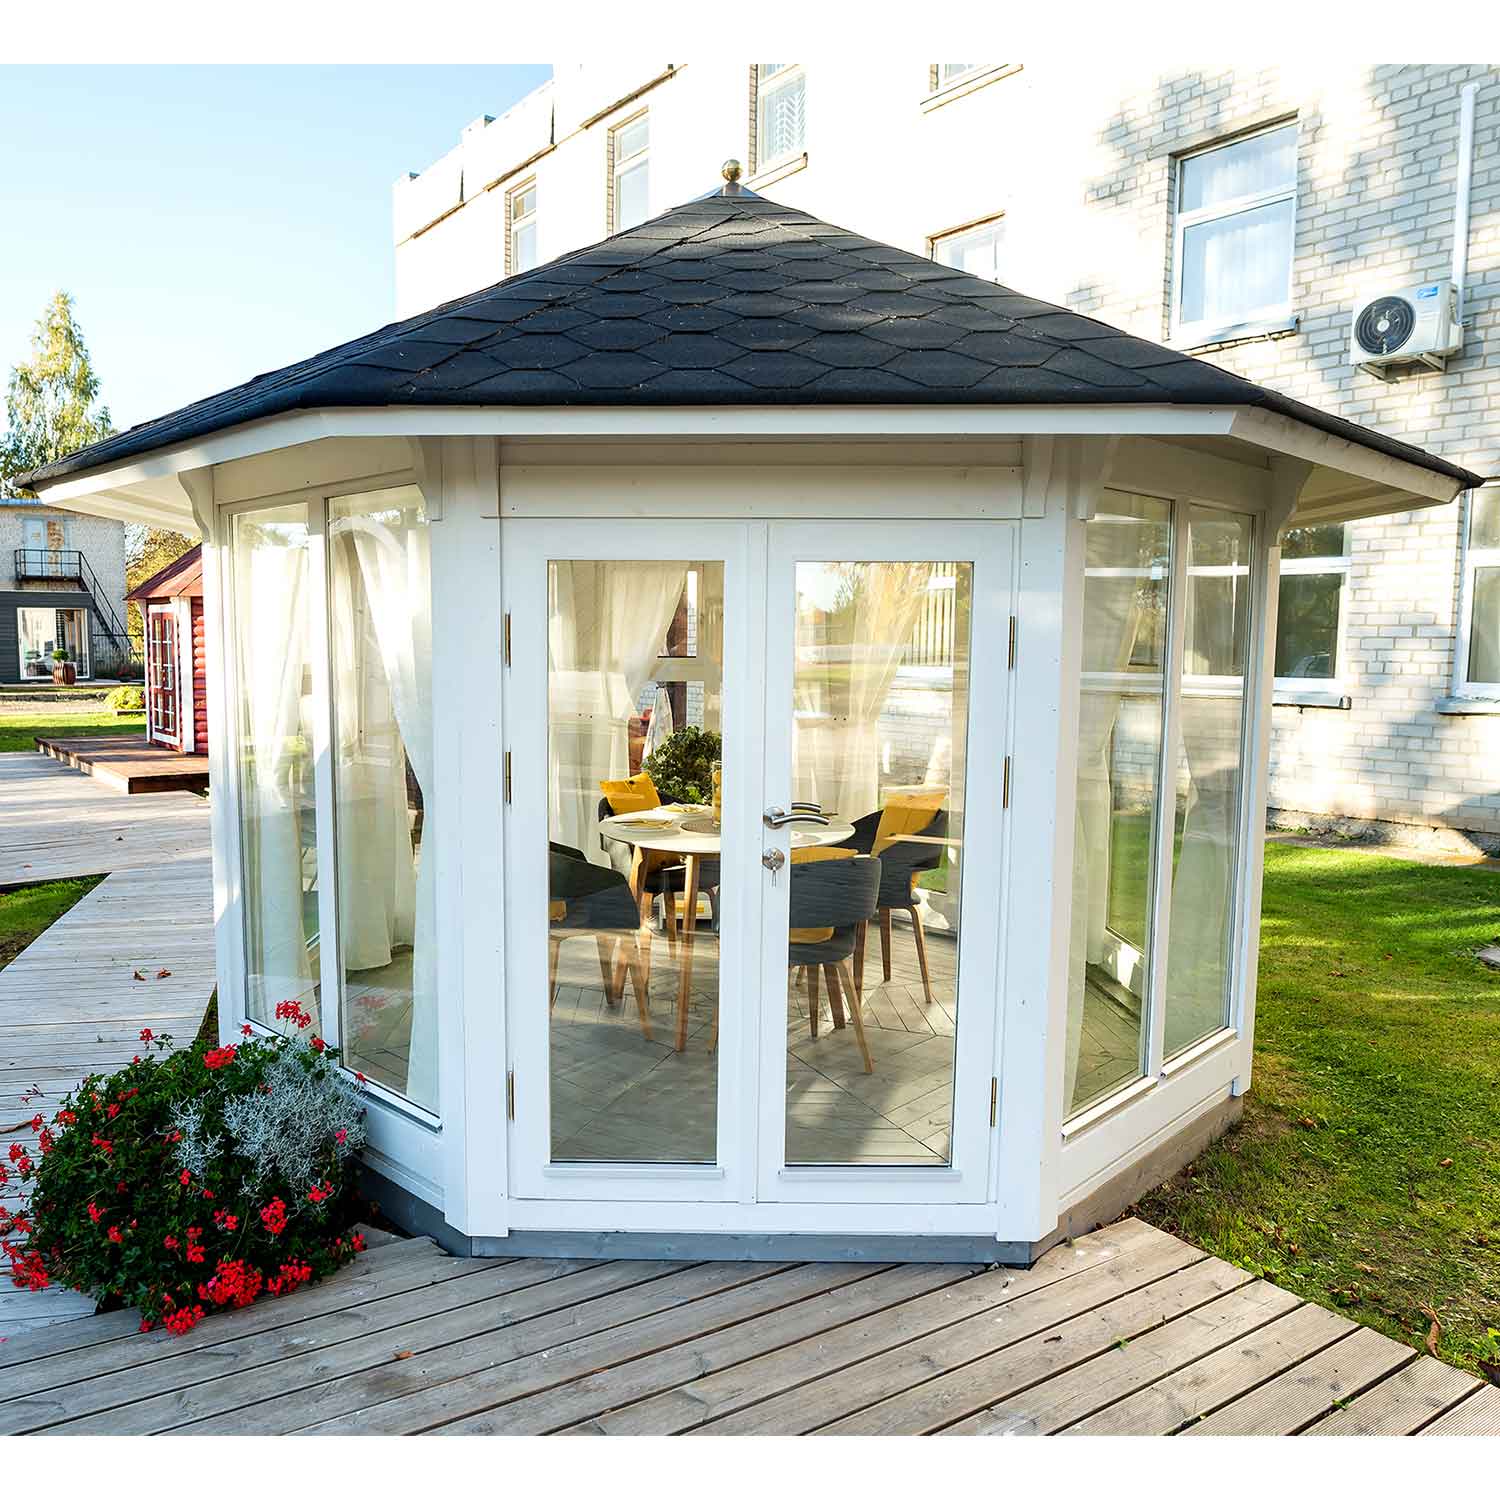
[145,602,182,746]
[755,521,1015,1206]
[501,519,761,1202]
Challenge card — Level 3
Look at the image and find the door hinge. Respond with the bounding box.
[1007,614,1017,669]
[503,612,512,667]
[504,750,513,804]
[1002,755,1011,809]
[506,1069,515,1121]
[990,1076,999,1128]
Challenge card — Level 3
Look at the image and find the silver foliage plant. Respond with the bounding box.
[172,1045,367,1205]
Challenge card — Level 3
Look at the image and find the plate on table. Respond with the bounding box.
[677,816,722,835]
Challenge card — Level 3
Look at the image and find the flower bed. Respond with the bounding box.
[1,1006,370,1333]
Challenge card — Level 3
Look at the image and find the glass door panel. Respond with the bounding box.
[759,523,1011,1204]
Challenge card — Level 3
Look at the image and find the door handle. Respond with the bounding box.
[763,806,832,828]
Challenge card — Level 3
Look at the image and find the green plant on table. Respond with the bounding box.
[641,724,723,806]
[1,1006,370,1334]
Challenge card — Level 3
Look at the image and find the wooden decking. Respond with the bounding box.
[0,753,215,1339]
[33,735,209,795]
[0,1216,1494,1435]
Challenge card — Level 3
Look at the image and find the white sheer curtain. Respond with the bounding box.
[792,562,933,820]
[232,509,319,1029]
[548,561,688,860]
[329,487,437,1112]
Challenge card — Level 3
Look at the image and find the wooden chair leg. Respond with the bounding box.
[837,958,874,1073]
[549,935,561,1010]
[806,964,821,1038]
[607,936,628,1007]
[662,888,678,954]
[879,907,893,982]
[595,934,616,995]
[853,921,867,999]
[823,963,846,1029]
[627,932,653,1042]
[909,903,934,1007]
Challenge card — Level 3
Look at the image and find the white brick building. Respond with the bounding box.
[393,62,1500,851]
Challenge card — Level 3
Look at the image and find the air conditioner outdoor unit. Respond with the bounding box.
[1350,280,1463,377]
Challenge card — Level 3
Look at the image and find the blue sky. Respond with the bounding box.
[0,65,551,431]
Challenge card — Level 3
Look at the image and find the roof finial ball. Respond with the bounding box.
[721,158,742,183]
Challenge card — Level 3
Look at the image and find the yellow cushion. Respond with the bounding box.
[789,845,854,944]
[549,899,567,923]
[873,787,946,856]
[599,771,660,814]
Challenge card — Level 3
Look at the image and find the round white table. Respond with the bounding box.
[599,805,856,1049]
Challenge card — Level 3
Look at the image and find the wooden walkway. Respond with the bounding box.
[0,1217,1494,1435]
[0,753,215,1339]
[33,735,209,796]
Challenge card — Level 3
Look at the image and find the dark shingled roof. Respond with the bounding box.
[21,183,1483,491]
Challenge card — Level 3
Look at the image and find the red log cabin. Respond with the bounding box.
[125,544,208,756]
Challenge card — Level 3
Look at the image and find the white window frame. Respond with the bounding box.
[1171,121,1298,349]
[753,63,806,174]
[1273,529,1350,702]
[610,111,650,233]
[929,214,1006,283]
[507,179,537,278]
[1453,486,1500,699]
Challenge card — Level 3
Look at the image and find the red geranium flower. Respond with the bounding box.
[203,1045,237,1071]
[139,1028,153,1043]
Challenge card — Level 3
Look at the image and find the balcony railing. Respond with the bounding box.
[11,547,142,679]
[14,546,85,583]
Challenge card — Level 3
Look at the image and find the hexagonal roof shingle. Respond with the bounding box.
[20,182,1483,490]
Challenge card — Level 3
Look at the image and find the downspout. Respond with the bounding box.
[1453,80,1479,325]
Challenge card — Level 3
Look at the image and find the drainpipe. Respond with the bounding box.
[1453,81,1479,325]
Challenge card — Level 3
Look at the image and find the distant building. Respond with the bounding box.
[394,62,1500,852]
[0,499,132,680]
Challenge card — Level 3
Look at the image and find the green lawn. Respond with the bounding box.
[0,876,106,972]
[0,711,145,753]
[1138,842,1500,1380]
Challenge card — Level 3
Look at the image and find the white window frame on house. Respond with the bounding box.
[1273,526,1350,705]
[752,63,806,177]
[609,112,650,233]
[930,214,1007,283]
[506,180,538,278]
[1452,486,1500,702]
[1171,120,1298,350]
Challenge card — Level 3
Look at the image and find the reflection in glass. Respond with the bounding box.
[328,486,436,1110]
[1164,507,1254,1057]
[1468,567,1500,686]
[785,561,972,1166]
[546,561,724,1164]
[1275,572,1341,679]
[1067,494,1170,1116]
[231,505,322,1035]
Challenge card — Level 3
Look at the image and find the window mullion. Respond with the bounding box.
[306,495,343,1052]
[1145,504,1190,1079]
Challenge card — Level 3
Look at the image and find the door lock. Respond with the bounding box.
[761,847,787,884]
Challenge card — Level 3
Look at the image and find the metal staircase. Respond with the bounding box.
[12,548,143,678]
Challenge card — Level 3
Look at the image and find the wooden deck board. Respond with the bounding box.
[32,736,208,796]
[0,1215,1494,1435]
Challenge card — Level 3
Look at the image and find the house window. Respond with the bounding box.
[753,63,805,172]
[1458,488,1500,692]
[507,182,537,276]
[1275,524,1348,688]
[934,64,985,88]
[931,217,1006,282]
[1173,121,1297,345]
[610,114,650,232]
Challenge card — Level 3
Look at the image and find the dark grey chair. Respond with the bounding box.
[596,796,720,939]
[837,808,948,1007]
[549,842,651,1039]
[787,854,881,1073]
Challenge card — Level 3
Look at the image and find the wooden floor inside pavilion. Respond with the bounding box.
[2,1217,1498,1436]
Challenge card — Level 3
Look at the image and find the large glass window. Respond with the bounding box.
[508,183,537,276]
[230,505,323,1035]
[327,486,436,1112]
[1067,494,1170,1116]
[1275,523,1347,684]
[1460,488,1500,691]
[1174,122,1296,343]
[754,64,806,169]
[1164,507,1253,1057]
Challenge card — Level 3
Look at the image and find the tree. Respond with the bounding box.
[1,291,113,498]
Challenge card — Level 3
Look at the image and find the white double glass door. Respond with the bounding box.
[502,519,1014,1207]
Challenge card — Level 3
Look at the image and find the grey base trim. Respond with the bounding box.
[465,1231,1035,1265]
[1436,695,1500,715]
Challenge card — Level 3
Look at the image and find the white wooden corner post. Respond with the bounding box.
[996,433,1087,1242]
[411,435,507,1238]
[171,465,245,1048]
[1232,455,1311,1097]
